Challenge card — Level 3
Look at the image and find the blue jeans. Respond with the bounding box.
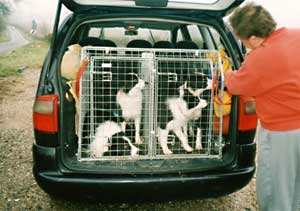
[257,127,300,211]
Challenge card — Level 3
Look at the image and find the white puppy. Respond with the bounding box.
[116,77,146,144]
[90,121,139,157]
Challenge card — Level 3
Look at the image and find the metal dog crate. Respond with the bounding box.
[78,47,225,161]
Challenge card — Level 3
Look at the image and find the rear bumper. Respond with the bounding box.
[32,143,256,201]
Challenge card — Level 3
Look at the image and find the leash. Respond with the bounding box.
[75,58,89,98]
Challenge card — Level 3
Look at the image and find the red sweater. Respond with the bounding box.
[225,27,300,131]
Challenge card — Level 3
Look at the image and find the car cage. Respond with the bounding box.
[76,46,225,161]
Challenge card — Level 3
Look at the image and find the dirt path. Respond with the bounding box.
[0,26,29,54]
[0,69,258,210]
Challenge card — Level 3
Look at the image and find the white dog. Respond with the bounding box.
[90,121,139,157]
[158,78,211,155]
[116,74,146,144]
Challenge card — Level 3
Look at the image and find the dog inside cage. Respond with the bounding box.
[78,47,224,161]
[156,58,216,155]
[79,56,150,159]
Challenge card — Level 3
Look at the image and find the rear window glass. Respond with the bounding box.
[88,27,171,47]
[187,25,204,48]
[81,21,227,52]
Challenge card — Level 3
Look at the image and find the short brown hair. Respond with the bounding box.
[229,2,277,39]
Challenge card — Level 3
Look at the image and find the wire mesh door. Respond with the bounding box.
[78,47,224,161]
[154,51,222,158]
[78,53,153,161]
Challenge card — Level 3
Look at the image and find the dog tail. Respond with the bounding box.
[122,136,139,156]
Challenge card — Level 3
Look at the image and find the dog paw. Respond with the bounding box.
[162,148,173,155]
[195,143,203,150]
[135,137,143,145]
[131,147,140,156]
[183,145,193,152]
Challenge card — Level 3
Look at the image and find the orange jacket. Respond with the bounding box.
[225,27,300,131]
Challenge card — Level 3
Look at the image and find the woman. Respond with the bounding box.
[225,3,300,211]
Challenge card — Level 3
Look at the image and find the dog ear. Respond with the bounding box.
[206,77,212,89]
[199,99,208,108]
[178,83,186,98]
[128,73,139,81]
[187,87,197,96]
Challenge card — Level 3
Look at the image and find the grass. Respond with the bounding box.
[0,30,10,43]
[0,37,49,77]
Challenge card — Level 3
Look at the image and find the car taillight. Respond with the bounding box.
[33,95,58,133]
[238,96,258,130]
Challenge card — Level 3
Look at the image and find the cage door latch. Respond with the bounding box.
[97,71,112,82]
[158,72,178,82]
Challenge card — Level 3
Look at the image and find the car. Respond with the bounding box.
[32,0,258,201]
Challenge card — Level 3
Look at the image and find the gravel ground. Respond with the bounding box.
[0,69,258,211]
